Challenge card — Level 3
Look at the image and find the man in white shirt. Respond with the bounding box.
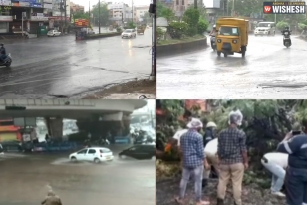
[261,152,288,197]
[203,138,219,187]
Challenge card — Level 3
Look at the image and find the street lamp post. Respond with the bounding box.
[89,1,91,27]
[232,0,235,16]
[274,0,276,23]
[132,0,134,24]
[99,0,101,34]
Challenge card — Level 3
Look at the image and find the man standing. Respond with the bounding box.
[261,152,288,197]
[217,110,248,205]
[175,118,210,205]
[276,122,307,205]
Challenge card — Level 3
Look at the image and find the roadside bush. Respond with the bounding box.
[198,18,209,35]
[276,21,289,30]
[298,23,307,32]
[116,27,123,33]
[183,8,200,36]
[168,21,188,39]
[157,27,166,40]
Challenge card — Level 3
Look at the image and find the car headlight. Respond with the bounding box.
[232,40,237,44]
[217,39,222,43]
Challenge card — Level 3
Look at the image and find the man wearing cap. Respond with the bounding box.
[175,118,210,205]
[216,110,248,205]
[276,122,307,205]
[203,121,217,147]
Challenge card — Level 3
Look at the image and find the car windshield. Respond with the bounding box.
[125,30,132,33]
[219,27,239,36]
[258,23,271,27]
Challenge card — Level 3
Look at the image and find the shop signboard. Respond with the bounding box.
[43,0,52,3]
[0,0,12,6]
[19,1,30,7]
[31,16,49,21]
[0,15,13,21]
[43,3,52,9]
[31,3,42,7]
[75,19,89,27]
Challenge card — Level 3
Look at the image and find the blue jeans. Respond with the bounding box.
[0,54,6,61]
[285,166,307,205]
[261,159,285,192]
[179,165,204,202]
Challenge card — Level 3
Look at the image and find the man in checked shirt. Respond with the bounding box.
[216,110,248,205]
[175,118,210,205]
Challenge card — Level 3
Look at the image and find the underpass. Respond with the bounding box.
[157,35,307,99]
[0,148,155,205]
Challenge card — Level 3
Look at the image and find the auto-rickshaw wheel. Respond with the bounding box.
[223,53,227,58]
[217,51,221,57]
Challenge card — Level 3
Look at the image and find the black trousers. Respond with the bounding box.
[285,166,307,205]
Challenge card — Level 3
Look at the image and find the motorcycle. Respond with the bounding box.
[0,53,12,67]
[210,35,216,51]
[282,32,291,48]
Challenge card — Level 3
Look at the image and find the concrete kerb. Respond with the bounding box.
[157,36,208,57]
[86,32,121,40]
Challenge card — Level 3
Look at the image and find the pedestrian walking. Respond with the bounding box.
[216,110,248,205]
[277,122,307,205]
[175,118,210,205]
[261,152,288,197]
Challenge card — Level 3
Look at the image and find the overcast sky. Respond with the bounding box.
[71,0,152,11]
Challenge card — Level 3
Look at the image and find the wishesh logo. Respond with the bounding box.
[263,2,306,14]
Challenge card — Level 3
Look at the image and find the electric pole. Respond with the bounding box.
[89,1,91,26]
[99,0,101,34]
[132,0,134,24]
[194,0,197,9]
[64,0,67,30]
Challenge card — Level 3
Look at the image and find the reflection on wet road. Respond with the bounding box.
[0,29,152,98]
[0,151,155,205]
[157,35,307,98]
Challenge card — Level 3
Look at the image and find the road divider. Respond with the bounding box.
[86,32,121,40]
[157,36,207,56]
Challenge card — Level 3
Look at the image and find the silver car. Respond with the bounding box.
[121,29,136,39]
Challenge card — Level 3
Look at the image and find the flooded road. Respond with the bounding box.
[0,29,152,98]
[157,35,307,99]
[0,150,155,205]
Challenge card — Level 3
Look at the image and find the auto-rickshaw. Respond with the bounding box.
[137,25,146,34]
[215,17,249,58]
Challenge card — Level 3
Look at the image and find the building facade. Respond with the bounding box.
[70,1,83,13]
[107,2,132,24]
[134,5,149,23]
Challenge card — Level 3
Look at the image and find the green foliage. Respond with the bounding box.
[168,21,189,39]
[298,23,307,31]
[116,27,123,33]
[73,12,90,20]
[276,21,289,30]
[90,3,109,26]
[126,21,136,29]
[197,18,209,35]
[183,8,200,36]
[157,27,166,40]
[161,7,175,22]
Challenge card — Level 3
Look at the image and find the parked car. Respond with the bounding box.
[69,147,114,163]
[121,29,136,39]
[47,30,62,37]
[119,144,155,160]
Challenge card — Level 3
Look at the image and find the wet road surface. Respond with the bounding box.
[0,29,152,98]
[0,148,155,205]
[157,35,307,99]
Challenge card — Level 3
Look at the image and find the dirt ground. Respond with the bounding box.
[84,79,156,99]
[156,178,286,205]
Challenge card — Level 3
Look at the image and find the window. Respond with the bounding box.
[77,149,87,154]
[128,146,141,151]
[88,149,96,154]
[100,149,111,153]
[176,0,179,5]
[219,27,239,36]
[182,0,184,5]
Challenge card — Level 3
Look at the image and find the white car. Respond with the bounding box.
[69,147,114,163]
[121,29,136,38]
[47,30,62,37]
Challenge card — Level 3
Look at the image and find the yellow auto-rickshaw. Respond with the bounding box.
[215,17,249,58]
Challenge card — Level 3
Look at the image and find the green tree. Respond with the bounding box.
[157,2,174,22]
[183,8,200,36]
[91,3,109,26]
[72,11,90,20]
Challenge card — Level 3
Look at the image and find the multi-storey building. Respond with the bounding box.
[70,1,83,13]
[134,5,149,23]
[108,2,133,25]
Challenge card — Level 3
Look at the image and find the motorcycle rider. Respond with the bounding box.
[281,26,292,46]
[0,43,7,62]
[210,25,217,36]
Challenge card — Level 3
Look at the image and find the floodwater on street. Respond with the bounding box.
[0,28,152,98]
[0,148,155,205]
[157,35,307,99]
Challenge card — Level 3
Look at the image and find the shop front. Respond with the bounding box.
[0,5,13,33]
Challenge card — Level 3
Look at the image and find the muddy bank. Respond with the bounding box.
[84,78,156,99]
[156,177,286,205]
